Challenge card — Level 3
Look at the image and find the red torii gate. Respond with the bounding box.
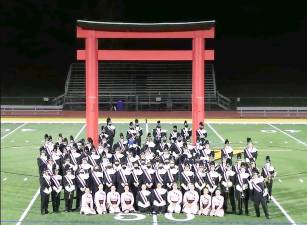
[76,20,215,146]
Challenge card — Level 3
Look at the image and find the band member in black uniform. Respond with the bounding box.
[63,169,76,212]
[154,162,167,188]
[40,170,52,214]
[134,119,143,146]
[196,122,207,143]
[169,125,180,141]
[261,156,277,201]
[180,163,194,194]
[105,117,116,147]
[51,168,62,213]
[116,163,132,194]
[181,120,192,142]
[244,137,258,162]
[75,169,89,210]
[152,182,167,214]
[235,163,250,215]
[142,161,155,190]
[249,169,271,219]
[220,160,236,214]
[205,162,221,194]
[221,139,233,160]
[90,165,104,196]
[153,121,163,145]
[104,162,117,192]
[37,150,48,177]
[137,184,151,213]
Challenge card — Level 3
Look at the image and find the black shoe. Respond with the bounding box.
[245,211,249,216]
[45,210,49,214]
[266,215,271,219]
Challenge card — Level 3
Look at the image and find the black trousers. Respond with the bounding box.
[64,190,74,211]
[266,180,273,197]
[236,190,249,214]
[223,188,236,213]
[40,191,50,214]
[254,197,269,218]
[76,189,84,210]
[152,205,166,214]
[51,191,60,212]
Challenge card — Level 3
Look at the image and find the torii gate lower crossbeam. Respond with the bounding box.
[76,20,215,146]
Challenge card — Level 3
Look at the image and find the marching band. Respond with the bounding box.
[38,118,274,219]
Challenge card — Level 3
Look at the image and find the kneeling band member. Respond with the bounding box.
[94,184,107,214]
[80,188,96,215]
[152,183,167,214]
[121,185,135,213]
[137,184,151,213]
[182,183,199,215]
[167,183,182,213]
[210,189,224,217]
[199,187,211,216]
[107,185,121,213]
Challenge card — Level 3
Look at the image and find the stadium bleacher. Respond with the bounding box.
[64,62,230,110]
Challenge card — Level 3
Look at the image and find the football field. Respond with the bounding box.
[1,118,307,225]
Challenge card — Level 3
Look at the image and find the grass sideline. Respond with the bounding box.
[1,120,307,225]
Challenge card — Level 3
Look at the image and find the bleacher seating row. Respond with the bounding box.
[64,62,227,110]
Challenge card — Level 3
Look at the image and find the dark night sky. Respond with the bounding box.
[1,0,307,97]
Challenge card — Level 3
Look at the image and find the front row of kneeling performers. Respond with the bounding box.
[80,182,224,217]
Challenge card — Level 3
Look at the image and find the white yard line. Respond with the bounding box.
[207,123,225,142]
[268,124,307,147]
[152,214,158,225]
[1,123,27,140]
[15,124,86,225]
[208,123,298,225]
[271,196,297,225]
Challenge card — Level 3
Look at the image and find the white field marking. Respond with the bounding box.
[164,213,195,221]
[10,140,15,143]
[271,196,297,225]
[25,140,29,143]
[146,119,149,135]
[5,129,10,132]
[23,177,28,182]
[3,177,7,181]
[152,214,158,225]
[207,123,224,142]
[299,178,304,183]
[208,123,297,225]
[15,124,86,225]
[268,124,307,147]
[261,129,277,133]
[254,140,258,143]
[278,179,282,183]
[284,129,301,133]
[1,123,27,140]
[21,128,35,132]
[284,141,288,144]
[269,141,273,144]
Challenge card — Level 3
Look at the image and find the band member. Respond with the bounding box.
[90,165,104,195]
[261,156,277,201]
[131,163,143,196]
[210,189,224,217]
[107,185,121,213]
[180,164,194,193]
[167,183,182,213]
[95,184,107,214]
[121,185,135,213]
[182,183,199,214]
[165,160,177,190]
[40,170,52,214]
[181,120,192,142]
[116,163,132,194]
[196,122,207,142]
[143,161,154,189]
[221,139,233,160]
[99,126,109,145]
[195,166,206,194]
[51,168,62,213]
[137,184,151,213]
[249,169,271,219]
[135,119,143,146]
[199,187,211,216]
[152,183,167,214]
[75,169,89,210]
[205,162,221,194]
[169,125,180,141]
[244,137,258,162]
[104,162,117,192]
[37,150,48,177]
[154,162,167,188]
[80,188,96,215]
[63,169,75,212]
[153,121,164,144]
[105,117,116,147]
[235,163,250,215]
[220,160,236,214]
[200,140,214,161]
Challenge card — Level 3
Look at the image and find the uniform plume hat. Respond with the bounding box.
[247,137,252,143]
[266,155,271,162]
[224,139,229,144]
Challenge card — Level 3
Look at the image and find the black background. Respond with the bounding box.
[1,0,306,97]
